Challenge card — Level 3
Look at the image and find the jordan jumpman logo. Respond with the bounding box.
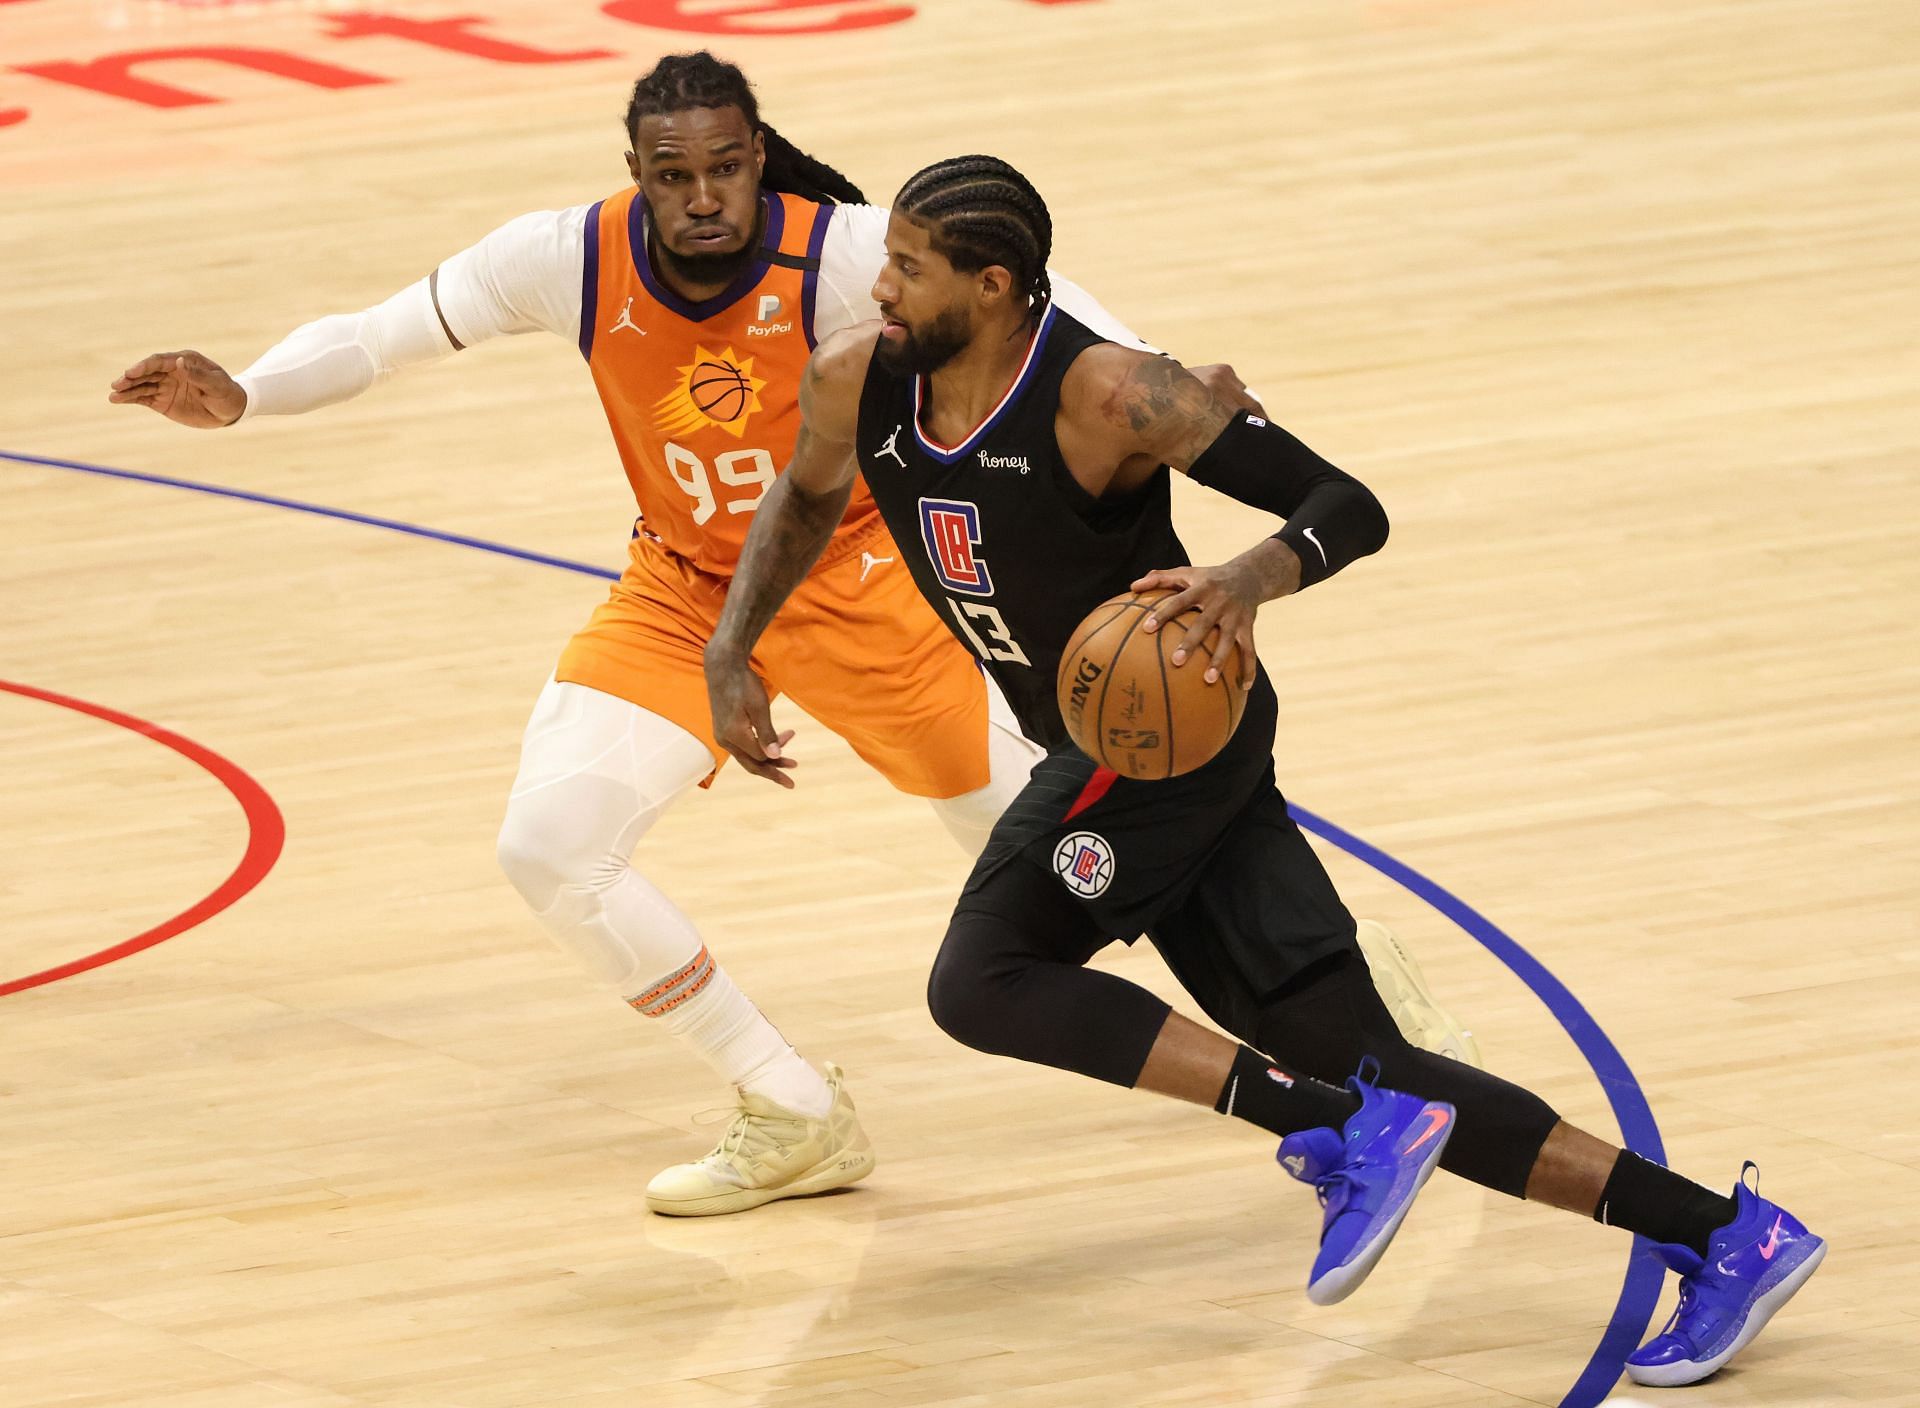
[609,296,645,336]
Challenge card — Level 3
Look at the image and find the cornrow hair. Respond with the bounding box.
[894,155,1054,311]
[623,51,866,206]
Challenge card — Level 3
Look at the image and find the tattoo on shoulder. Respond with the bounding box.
[1100,356,1230,460]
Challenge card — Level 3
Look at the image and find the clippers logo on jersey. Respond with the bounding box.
[653,344,767,440]
[918,497,994,597]
[1053,831,1115,898]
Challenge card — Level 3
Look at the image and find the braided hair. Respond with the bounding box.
[623,52,865,206]
[895,156,1054,311]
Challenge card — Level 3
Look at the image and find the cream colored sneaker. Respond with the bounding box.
[645,1063,875,1217]
[1355,920,1484,1067]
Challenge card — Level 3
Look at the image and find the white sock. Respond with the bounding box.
[628,945,833,1119]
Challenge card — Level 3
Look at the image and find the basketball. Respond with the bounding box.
[690,360,751,421]
[1056,587,1249,779]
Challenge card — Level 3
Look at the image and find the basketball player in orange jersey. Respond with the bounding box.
[110,53,1472,1217]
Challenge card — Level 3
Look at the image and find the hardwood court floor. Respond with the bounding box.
[3,1,1916,1404]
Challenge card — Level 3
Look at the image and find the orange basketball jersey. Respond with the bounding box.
[580,188,879,576]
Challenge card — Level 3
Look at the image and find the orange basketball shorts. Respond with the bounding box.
[554,514,990,799]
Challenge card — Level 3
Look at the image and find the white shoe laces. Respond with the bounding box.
[691,1103,804,1165]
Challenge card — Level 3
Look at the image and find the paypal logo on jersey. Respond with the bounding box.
[748,293,793,338]
[918,497,994,597]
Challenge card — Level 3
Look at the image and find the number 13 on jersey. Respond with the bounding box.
[919,497,1031,666]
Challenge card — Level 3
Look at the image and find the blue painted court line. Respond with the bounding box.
[5,445,1664,1406]
[1,449,620,581]
[1291,805,1667,1408]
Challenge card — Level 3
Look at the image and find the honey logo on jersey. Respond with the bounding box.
[653,344,768,439]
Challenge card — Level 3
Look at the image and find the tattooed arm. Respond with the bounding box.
[704,326,877,786]
[1059,347,1388,687]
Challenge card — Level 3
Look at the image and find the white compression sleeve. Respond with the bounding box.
[231,205,588,421]
[231,278,454,421]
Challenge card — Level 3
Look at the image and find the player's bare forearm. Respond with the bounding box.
[1226,536,1303,603]
[708,455,852,665]
[709,333,869,663]
[704,448,851,787]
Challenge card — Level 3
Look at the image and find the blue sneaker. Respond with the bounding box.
[1277,1058,1454,1305]
[1625,1162,1826,1386]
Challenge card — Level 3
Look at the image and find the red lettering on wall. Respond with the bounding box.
[0,108,26,128]
[600,0,915,36]
[321,13,617,64]
[12,47,389,110]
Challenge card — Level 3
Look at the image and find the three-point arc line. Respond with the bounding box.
[0,446,1660,1406]
[0,677,285,997]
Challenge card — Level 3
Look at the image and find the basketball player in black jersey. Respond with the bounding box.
[705,157,1821,1374]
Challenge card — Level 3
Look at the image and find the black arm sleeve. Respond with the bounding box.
[1184,411,1389,589]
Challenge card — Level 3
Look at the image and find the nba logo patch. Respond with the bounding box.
[918,497,994,597]
[1053,831,1115,898]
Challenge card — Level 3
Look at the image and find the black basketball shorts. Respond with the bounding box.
[956,672,1358,1018]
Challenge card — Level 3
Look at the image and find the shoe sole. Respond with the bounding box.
[1307,1112,1454,1306]
[1356,920,1483,1067]
[1624,1236,1828,1387]
[645,1140,876,1218]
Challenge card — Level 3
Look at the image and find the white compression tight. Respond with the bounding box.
[495,678,1038,1118]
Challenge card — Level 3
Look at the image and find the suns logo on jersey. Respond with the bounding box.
[918,497,994,597]
[653,344,768,439]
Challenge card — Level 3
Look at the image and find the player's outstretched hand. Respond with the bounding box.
[704,651,798,788]
[108,351,246,428]
[1132,562,1262,689]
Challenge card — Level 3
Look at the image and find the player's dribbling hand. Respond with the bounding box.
[108,351,246,429]
[704,651,798,787]
[1132,562,1264,689]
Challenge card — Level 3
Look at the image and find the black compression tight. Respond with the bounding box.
[1248,953,1560,1199]
[929,868,1561,1201]
[930,902,1172,1088]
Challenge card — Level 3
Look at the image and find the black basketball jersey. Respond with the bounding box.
[855,305,1189,749]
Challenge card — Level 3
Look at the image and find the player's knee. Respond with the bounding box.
[925,951,991,1051]
[926,920,1019,1053]
[927,787,1002,858]
[495,804,569,913]
[496,778,646,914]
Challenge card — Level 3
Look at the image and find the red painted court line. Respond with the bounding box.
[0,679,285,997]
